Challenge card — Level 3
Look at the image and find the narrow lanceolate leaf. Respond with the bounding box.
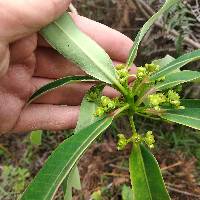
[151,49,200,81]
[162,108,200,130]
[153,55,175,68]
[63,85,104,200]
[127,0,179,66]
[40,13,118,85]
[155,70,200,90]
[28,75,96,103]
[181,99,200,108]
[129,144,170,200]
[20,117,113,200]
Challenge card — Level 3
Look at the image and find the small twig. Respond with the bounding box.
[103,172,129,178]
[161,161,182,171]
[109,164,129,171]
[69,3,78,15]
[166,185,200,198]
[133,0,200,49]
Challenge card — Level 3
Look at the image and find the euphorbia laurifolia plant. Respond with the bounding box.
[20,0,200,199]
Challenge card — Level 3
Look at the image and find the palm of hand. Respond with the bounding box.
[0,34,37,133]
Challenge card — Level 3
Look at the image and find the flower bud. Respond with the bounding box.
[101,96,110,107]
[167,90,181,107]
[144,131,155,149]
[145,63,160,73]
[95,107,104,117]
[117,68,129,78]
[148,93,166,107]
[137,67,147,79]
[107,101,116,110]
[87,91,98,102]
[115,64,126,70]
[132,134,142,143]
[117,134,128,150]
[156,76,166,82]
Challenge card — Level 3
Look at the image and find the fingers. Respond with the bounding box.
[35,47,136,79]
[11,104,79,133]
[31,77,118,105]
[0,0,71,42]
[71,14,133,62]
[34,47,84,79]
[38,13,133,62]
[0,43,10,77]
[10,34,37,64]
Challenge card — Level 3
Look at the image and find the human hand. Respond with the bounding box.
[0,0,133,134]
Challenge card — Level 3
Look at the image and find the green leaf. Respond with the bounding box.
[28,75,96,103]
[152,55,175,68]
[155,70,200,90]
[151,49,200,81]
[62,166,81,200]
[20,117,113,200]
[75,85,104,132]
[121,185,134,200]
[30,130,42,146]
[127,0,179,66]
[162,108,200,130]
[129,144,170,200]
[181,99,200,108]
[91,190,102,200]
[40,13,118,85]
[63,85,104,200]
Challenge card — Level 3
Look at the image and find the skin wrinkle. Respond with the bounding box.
[10,34,37,64]
[0,45,10,76]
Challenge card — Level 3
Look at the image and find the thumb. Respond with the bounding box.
[0,0,72,43]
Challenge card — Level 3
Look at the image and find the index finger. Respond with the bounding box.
[38,13,133,63]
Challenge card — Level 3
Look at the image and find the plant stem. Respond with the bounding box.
[129,115,137,136]
[113,104,129,118]
[114,81,128,97]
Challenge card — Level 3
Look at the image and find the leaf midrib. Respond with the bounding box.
[138,145,153,200]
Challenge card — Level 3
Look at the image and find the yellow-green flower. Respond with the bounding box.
[95,107,104,117]
[148,93,166,107]
[167,90,181,107]
[117,134,128,150]
[137,67,147,79]
[144,131,155,149]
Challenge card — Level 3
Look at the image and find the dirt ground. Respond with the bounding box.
[0,0,200,199]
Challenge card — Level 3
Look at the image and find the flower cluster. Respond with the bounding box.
[87,86,103,102]
[167,90,181,107]
[117,134,128,150]
[117,131,155,150]
[148,93,166,110]
[148,89,183,110]
[115,64,129,85]
[144,131,155,149]
[136,63,160,79]
[95,96,120,117]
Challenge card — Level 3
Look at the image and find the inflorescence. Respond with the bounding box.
[88,62,185,150]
